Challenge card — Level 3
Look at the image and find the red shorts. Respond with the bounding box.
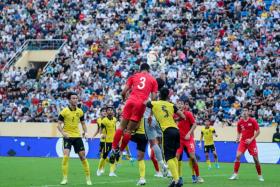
[176,137,195,155]
[122,99,146,122]
[237,140,258,156]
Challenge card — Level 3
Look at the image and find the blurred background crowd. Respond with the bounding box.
[0,0,279,126]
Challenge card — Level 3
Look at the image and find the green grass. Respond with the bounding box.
[0,157,279,187]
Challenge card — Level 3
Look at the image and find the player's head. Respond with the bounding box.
[159,87,169,101]
[177,100,184,110]
[100,106,107,117]
[205,119,211,128]
[156,77,165,90]
[67,92,78,107]
[140,63,150,72]
[106,105,114,116]
[242,106,250,118]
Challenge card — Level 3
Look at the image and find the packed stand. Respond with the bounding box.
[0,0,279,126]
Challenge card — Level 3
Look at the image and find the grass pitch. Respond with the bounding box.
[0,157,279,187]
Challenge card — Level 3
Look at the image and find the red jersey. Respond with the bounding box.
[126,72,158,102]
[177,110,196,140]
[237,117,259,142]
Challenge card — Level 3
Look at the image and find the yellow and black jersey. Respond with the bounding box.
[58,106,84,137]
[147,100,178,132]
[201,127,216,146]
[134,118,145,135]
[97,117,106,142]
[101,116,117,143]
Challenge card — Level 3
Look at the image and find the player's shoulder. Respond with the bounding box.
[210,126,215,130]
[60,107,69,115]
[201,127,205,131]
[249,117,257,123]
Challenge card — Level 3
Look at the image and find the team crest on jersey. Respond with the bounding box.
[248,123,252,126]
[76,113,80,117]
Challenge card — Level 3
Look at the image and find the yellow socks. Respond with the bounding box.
[206,159,211,167]
[167,158,179,182]
[178,161,182,177]
[82,159,90,177]
[110,163,116,173]
[138,160,145,179]
[62,156,69,178]
[98,158,106,170]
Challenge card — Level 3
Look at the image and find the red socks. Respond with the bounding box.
[120,132,131,151]
[255,163,262,175]
[234,161,240,174]
[193,162,200,176]
[112,128,123,150]
[151,149,159,172]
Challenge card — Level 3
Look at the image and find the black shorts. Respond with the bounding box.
[204,144,216,153]
[163,127,180,162]
[63,138,85,153]
[99,141,112,159]
[131,133,148,153]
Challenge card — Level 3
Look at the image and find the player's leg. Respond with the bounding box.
[187,138,203,183]
[184,147,196,183]
[75,139,91,185]
[248,142,264,181]
[60,138,71,185]
[145,118,167,176]
[150,146,161,177]
[120,120,139,151]
[112,101,133,151]
[205,148,211,169]
[97,142,106,176]
[176,150,184,185]
[135,134,148,186]
[229,147,244,180]
[163,128,180,187]
[212,147,220,169]
[120,102,146,152]
[105,143,117,177]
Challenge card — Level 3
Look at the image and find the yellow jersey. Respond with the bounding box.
[59,107,84,137]
[201,127,216,146]
[134,118,145,135]
[101,116,117,143]
[97,117,105,142]
[149,100,178,132]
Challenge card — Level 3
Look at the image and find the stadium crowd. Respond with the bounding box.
[0,0,279,126]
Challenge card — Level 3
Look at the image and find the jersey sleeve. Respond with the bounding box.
[211,127,216,133]
[58,109,66,121]
[252,118,259,131]
[79,110,85,122]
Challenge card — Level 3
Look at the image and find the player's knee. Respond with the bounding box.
[137,152,144,160]
[103,152,109,159]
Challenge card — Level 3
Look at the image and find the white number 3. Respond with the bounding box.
[137,77,146,89]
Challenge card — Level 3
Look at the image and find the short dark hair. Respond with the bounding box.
[140,63,150,71]
[107,105,114,110]
[100,106,107,112]
[156,78,165,90]
[159,87,169,100]
[67,92,78,99]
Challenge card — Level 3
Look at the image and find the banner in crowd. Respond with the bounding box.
[0,137,279,164]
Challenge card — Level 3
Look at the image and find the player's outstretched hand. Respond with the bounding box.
[235,138,240,143]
